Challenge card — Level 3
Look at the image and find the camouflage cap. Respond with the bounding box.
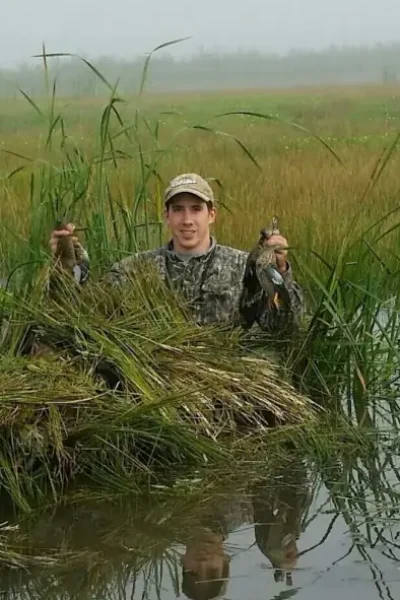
[164,173,215,207]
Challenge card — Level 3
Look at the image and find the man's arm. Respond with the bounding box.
[102,253,151,287]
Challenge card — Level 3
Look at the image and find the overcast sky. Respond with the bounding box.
[1,0,399,67]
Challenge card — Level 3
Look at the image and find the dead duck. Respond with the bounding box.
[241,218,291,327]
[53,222,77,274]
[53,222,88,285]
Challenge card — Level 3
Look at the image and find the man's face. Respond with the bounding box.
[165,193,216,253]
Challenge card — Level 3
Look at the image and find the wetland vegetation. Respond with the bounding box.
[0,47,399,597]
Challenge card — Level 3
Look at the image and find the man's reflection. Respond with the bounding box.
[180,491,251,600]
[252,458,310,586]
[181,524,230,600]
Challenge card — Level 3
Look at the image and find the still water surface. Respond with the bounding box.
[2,446,400,600]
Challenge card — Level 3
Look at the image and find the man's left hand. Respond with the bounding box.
[266,234,289,274]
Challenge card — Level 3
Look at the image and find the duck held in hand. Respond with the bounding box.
[243,218,291,314]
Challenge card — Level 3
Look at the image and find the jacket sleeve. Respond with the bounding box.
[102,254,142,287]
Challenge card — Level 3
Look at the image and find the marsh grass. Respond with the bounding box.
[286,205,400,426]
[0,45,400,513]
[5,49,400,285]
[0,262,318,510]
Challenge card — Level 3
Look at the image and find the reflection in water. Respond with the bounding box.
[1,442,400,600]
[181,527,230,600]
[179,460,312,599]
[181,483,252,599]
[252,459,311,587]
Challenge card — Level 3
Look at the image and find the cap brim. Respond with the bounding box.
[165,187,214,205]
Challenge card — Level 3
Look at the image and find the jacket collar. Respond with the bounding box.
[164,236,217,263]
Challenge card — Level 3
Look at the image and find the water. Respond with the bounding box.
[2,443,400,600]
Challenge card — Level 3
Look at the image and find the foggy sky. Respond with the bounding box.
[2,0,399,67]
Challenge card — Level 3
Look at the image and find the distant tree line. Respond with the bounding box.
[0,43,400,98]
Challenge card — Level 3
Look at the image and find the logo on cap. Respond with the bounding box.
[170,176,198,188]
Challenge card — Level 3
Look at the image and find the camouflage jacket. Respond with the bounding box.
[104,237,304,334]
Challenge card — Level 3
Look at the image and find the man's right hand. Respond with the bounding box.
[49,223,77,255]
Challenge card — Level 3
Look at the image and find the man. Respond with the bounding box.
[50,173,304,333]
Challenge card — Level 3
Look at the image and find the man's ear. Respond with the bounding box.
[208,207,217,224]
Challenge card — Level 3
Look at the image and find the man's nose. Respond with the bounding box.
[182,210,193,223]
